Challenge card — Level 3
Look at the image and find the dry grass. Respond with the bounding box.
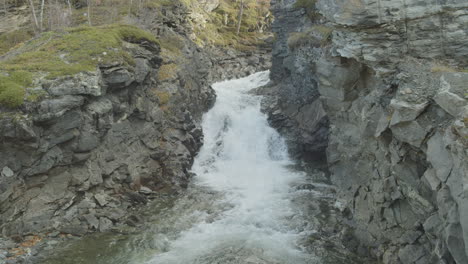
[157,63,178,81]
[431,62,468,73]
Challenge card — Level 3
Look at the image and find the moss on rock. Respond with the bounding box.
[0,24,159,108]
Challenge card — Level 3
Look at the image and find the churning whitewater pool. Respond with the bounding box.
[42,72,366,264]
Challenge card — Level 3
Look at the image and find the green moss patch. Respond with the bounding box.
[0,71,32,107]
[0,24,159,108]
[159,33,185,58]
[0,29,35,56]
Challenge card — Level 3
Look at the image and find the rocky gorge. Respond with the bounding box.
[0,0,467,263]
[262,0,468,263]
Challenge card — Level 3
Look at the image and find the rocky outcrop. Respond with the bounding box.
[265,0,468,263]
[258,0,328,160]
[0,36,215,238]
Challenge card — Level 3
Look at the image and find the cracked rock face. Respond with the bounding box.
[0,2,272,242]
[0,37,217,238]
[264,0,468,263]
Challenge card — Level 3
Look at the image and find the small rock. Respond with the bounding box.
[48,231,60,238]
[83,214,100,230]
[389,99,429,126]
[139,186,153,195]
[398,244,426,264]
[47,240,59,246]
[94,193,109,207]
[434,91,467,117]
[99,217,113,232]
[423,168,440,191]
[125,192,148,205]
[1,167,14,178]
[77,198,97,209]
[0,240,16,249]
[296,184,316,191]
[106,208,126,221]
[125,215,143,227]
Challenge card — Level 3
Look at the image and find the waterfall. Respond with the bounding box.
[147,71,314,264]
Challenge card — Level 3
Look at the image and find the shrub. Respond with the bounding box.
[293,0,320,20]
[287,32,311,50]
[311,25,333,45]
[154,91,171,105]
[294,0,316,9]
[430,63,468,73]
[0,71,32,108]
[0,29,34,56]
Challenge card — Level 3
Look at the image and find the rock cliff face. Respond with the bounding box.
[0,34,214,237]
[0,3,271,241]
[266,0,468,263]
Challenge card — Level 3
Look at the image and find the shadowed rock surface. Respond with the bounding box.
[261,0,468,263]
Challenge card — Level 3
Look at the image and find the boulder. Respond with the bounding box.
[35,96,85,122]
[434,91,467,117]
[427,133,453,182]
[98,217,113,232]
[47,72,102,96]
[390,121,428,147]
[389,99,429,126]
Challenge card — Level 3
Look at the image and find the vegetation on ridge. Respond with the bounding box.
[0,0,273,108]
[0,24,159,108]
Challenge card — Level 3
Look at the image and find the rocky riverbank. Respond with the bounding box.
[262,0,468,263]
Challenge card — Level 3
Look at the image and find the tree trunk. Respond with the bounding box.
[2,0,7,16]
[28,0,40,32]
[39,0,45,31]
[236,0,244,35]
[87,0,91,25]
[66,0,72,17]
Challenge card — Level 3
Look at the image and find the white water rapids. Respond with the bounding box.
[147,71,313,264]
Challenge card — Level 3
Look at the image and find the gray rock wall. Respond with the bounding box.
[0,4,271,239]
[266,0,468,263]
[260,0,329,160]
[0,37,215,237]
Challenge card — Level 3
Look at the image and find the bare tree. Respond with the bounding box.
[2,0,7,16]
[87,0,91,25]
[39,0,45,31]
[28,0,40,32]
[236,0,244,35]
[66,0,72,17]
